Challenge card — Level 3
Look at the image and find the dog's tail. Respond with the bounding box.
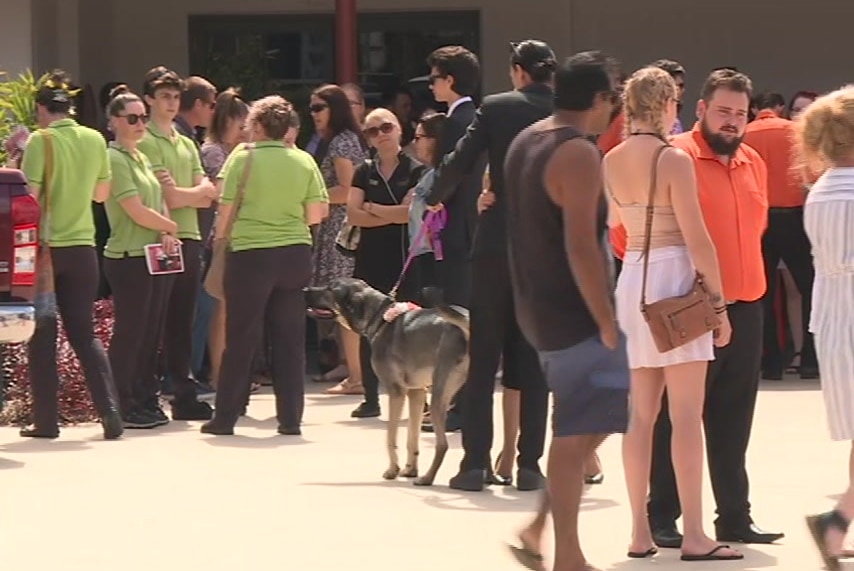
[423,286,469,341]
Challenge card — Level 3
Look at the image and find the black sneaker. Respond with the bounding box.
[122,409,159,429]
[351,401,380,418]
[144,403,170,427]
[171,399,213,421]
[194,381,216,402]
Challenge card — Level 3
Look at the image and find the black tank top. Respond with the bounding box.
[505,122,609,352]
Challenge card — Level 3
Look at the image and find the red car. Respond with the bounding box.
[0,168,39,344]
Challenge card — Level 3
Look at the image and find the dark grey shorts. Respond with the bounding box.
[538,333,630,437]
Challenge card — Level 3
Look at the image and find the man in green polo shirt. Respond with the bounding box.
[138,66,218,423]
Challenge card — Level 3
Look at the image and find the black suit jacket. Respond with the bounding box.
[428,99,484,258]
[427,83,553,257]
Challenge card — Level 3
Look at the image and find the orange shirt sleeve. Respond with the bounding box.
[609,225,627,260]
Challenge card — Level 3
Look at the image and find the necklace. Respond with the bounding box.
[630,131,667,142]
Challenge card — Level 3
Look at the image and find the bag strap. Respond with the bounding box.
[639,144,671,309]
[222,143,254,242]
[41,131,54,242]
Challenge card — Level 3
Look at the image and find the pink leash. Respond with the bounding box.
[388,209,447,299]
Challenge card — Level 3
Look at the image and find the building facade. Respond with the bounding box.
[2,0,852,112]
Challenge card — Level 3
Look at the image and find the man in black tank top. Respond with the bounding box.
[504,51,628,571]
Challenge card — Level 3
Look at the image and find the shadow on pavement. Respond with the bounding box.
[0,456,24,469]
[0,438,92,453]
[202,434,312,449]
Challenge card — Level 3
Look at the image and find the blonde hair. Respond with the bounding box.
[622,66,677,139]
[364,107,399,128]
[796,86,854,170]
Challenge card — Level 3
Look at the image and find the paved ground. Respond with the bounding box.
[0,376,846,571]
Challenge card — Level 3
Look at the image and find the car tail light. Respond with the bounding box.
[11,194,40,287]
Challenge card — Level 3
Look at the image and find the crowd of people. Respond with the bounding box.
[3,36,854,571]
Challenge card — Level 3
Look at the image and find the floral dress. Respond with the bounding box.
[311,130,367,286]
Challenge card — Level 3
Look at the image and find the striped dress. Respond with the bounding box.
[804,167,854,441]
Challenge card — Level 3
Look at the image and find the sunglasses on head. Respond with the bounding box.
[364,122,395,138]
[117,113,149,125]
[309,103,329,114]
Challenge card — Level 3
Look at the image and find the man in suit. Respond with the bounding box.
[422,45,483,433]
[426,40,556,492]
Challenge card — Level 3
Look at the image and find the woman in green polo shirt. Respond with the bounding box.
[102,86,182,430]
[201,95,329,436]
[19,71,122,441]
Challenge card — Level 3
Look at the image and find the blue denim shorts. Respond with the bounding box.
[538,333,630,437]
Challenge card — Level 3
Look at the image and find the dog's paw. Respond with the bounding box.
[413,475,434,486]
[400,465,418,478]
[383,465,401,480]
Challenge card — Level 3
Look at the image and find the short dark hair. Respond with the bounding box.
[700,68,753,102]
[426,46,480,97]
[142,66,184,98]
[180,76,216,112]
[650,59,685,78]
[754,91,786,111]
[553,51,615,112]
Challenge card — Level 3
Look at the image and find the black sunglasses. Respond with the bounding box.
[363,122,395,138]
[428,74,447,85]
[309,103,329,114]
[117,113,149,125]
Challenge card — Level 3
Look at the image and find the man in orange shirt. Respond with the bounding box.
[648,69,785,548]
[743,92,817,380]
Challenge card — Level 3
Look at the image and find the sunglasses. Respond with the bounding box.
[428,74,447,85]
[364,122,395,138]
[309,103,329,114]
[117,113,149,125]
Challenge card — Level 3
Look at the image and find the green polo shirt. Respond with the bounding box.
[137,122,204,240]
[219,141,328,252]
[21,118,110,247]
[104,143,164,259]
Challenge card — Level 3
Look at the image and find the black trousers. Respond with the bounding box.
[161,239,201,401]
[648,300,763,529]
[760,207,816,371]
[28,246,117,427]
[459,253,548,472]
[213,245,312,428]
[435,247,471,308]
[105,256,169,415]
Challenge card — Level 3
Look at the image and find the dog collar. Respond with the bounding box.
[382,301,421,322]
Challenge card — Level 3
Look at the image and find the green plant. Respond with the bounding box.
[0,69,47,164]
[196,34,276,101]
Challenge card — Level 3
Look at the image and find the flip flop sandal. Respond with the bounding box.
[806,510,850,571]
[506,540,546,571]
[491,452,513,486]
[680,545,743,561]
[627,547,657,558]
[584,473,605,485]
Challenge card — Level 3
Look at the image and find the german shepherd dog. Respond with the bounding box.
[304,278,469,486]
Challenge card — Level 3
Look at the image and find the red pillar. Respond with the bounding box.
[335,0,358,85]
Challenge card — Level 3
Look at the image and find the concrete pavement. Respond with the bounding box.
[0,377,845,571]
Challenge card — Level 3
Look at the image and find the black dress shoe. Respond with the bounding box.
[351,401,380,418]
[652,525,683,549]
[449,469,488,492]
[100,411,124,440]
[200,419,235,435]
[516,468,545,491]
[277,426,301,436]
[19,425,59,439]
[762,367,783,380]
[716,523,784,544]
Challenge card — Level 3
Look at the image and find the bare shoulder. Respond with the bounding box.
[661,146,694,170]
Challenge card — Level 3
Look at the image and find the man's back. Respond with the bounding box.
[744,111,802,207]
[475,84,553,254]
[505,120,606,351]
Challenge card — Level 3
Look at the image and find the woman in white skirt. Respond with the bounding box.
[800,87,854,571]
[603,67,736,561]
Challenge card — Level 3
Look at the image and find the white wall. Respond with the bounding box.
[0,0,34,77]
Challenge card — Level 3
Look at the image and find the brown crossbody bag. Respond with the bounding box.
[639,144,721,353]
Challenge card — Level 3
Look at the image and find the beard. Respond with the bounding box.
[700,118,743,156]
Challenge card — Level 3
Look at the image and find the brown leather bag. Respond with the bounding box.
[203,144,254,300]
[639,144,720,353]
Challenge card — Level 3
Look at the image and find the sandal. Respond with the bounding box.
[806,510,851,571]
[324,378,364,396]
[680,544,743,561]
[491,452,513,486]
[506,535,546,571]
